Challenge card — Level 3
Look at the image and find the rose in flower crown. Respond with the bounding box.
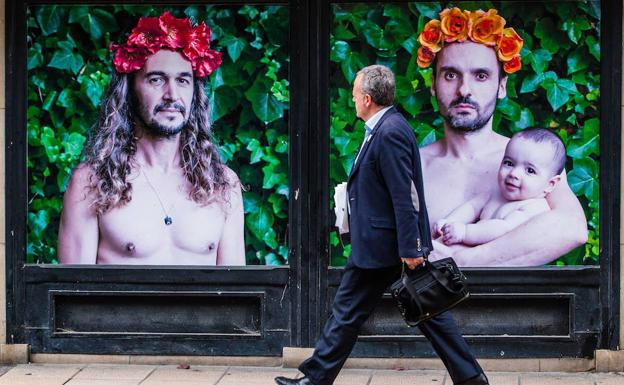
[110,11,222,78]
[417,7,523,74]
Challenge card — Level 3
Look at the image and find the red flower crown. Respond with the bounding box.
[417,8,524,74]
[110,11,222,78]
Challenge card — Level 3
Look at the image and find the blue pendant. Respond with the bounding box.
[164,216,173,225]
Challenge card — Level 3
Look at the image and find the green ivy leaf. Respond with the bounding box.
[567,135,599,160]
[220,34,247,62]
[409,3,441,20]
[416,125,436,147]
[534,18,564,54]
[511,108,535,132]
[566,48,589,75]
[28,210,50,237]
[520,73,542,93]
[401,34,418,54]
[210,85,239,121]
[330,40,350,62]
[527,49,552,74]
[244,77,284,124]
[562,16,591,44]
[55,89,75,110]
[585,35,600,61]
[80,78,104,108]
[275,135,288,153]
[35,6,66,36]
[262,164,286,189]
[28,43,44,70]
[556,78,578,94]
[334,24,355,40]
[243,192,262,214]
[568,158,599,201]
[545,83,569,112]
[246,204,274,241]
[42,90,58,111]
[62,132,86,158]
[48,48,84,74]
[40,127,60,162]
[68,7,118,41]
[246,138,265,164]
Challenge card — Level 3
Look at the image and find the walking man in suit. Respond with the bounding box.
[275,65,488,385]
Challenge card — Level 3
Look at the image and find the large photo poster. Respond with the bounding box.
[329,1,600,267]
[27,5,289,265]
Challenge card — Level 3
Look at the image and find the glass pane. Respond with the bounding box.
[27,5,290,266]
[329,1,600,267]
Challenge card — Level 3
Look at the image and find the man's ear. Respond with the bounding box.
[544,174,561,195]
[497,75,508,99]
[430,76,436,97]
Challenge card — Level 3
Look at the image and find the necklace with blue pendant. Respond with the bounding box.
[142,169,174,226]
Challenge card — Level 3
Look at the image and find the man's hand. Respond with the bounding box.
[441,222,466,245]
[401,257,425,269]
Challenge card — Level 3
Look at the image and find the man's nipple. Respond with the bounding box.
[126,242,136,255]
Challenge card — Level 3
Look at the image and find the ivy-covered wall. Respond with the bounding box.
[328,1,600,266]
[27,5,289,265]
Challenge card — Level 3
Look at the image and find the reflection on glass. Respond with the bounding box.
[329,2,600,267]
[27,5,290,265]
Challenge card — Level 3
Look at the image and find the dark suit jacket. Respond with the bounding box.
[347,106,432,269]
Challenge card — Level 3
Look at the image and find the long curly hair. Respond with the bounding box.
[81,72,232,215]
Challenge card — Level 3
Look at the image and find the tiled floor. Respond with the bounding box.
[0,364,623,385]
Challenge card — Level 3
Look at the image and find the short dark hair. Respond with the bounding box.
[356,65,395,106]
[513,128,567,175]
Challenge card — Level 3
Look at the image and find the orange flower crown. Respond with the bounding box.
[110,11,222,78]
[417,8,523,74]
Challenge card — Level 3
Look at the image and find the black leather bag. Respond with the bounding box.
[390,256,469,327]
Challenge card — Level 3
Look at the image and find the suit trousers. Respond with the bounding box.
[299,263,482,385]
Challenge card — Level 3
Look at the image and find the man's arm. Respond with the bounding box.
[216,169,245,266]
[434,195,487,237]
[58,165,99,264]
[447,199,549,246]
[378,123,427,262]
[453,175,587,267]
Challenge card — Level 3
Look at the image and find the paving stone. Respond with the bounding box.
[369,369,445,385]
[520,375,595,385]
[1,363,82,378]
[65,380,141,385]
[141,382,218,385]
[486,373,520,385]
[141,365,227,384]
[216,367,300,385]
[333,369,373,385]
[72,364,155,380]
[0,376,68,385]
[595,376,624,385]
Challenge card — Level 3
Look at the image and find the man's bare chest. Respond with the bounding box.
[423,159,499,223]
[97,186,227,260]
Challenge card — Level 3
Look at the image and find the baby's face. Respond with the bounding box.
[497,137,559,201]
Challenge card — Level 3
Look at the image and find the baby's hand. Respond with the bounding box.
[433,219,447,239]
[441,222,466,245]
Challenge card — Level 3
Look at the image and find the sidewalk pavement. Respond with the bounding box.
[0,364,623,385]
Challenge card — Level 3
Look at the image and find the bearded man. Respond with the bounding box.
[58,12,245,265]
[417,8,587,266]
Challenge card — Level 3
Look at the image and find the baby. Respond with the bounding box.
[434,128,566,246]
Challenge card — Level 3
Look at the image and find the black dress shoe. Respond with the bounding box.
[274,376,315,385]
[456,373,489,385]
